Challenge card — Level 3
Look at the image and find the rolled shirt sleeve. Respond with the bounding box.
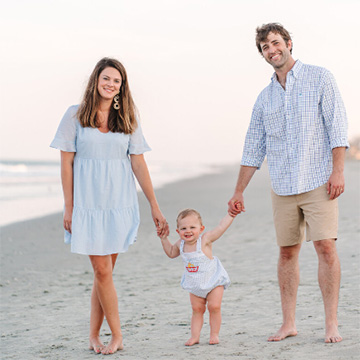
[241,99,267,169]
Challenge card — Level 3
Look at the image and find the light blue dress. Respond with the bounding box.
[50,105,151,255]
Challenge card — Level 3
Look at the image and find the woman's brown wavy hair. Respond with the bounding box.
[77,57,138,134]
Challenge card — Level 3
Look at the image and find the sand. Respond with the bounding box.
[1,161,359,360]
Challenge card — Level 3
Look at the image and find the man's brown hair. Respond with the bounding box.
[256,23,293,55]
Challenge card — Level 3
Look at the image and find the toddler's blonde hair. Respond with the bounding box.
[176,209,203,227]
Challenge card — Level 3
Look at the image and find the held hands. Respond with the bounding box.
[157,225,169,240]
[228,191,245,217]
[327,170,345,200]
[151,207,169,238]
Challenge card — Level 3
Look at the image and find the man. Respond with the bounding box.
[228,23,348,343]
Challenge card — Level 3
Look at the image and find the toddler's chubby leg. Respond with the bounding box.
[186,293,206,346]
[207,286,224,345]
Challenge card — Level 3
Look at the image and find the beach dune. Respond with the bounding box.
[1,162,359,359]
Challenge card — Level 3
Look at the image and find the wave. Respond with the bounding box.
[0,159,223,227]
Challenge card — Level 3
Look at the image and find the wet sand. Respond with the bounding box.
[1,161,359,359]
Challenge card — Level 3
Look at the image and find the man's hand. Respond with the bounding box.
[327,170,345,200]
[327,147,346,200]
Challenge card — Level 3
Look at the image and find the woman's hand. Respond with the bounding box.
[63,205,73,233]
[61,151,75,233]
[151,207,169,237]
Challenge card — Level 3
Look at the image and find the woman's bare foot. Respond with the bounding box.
[209,334,219,345]
[185,337,199,346]
[89,336,105,354]
[325,324,342,343]
[101,336,124,355]
[268,324,297,341]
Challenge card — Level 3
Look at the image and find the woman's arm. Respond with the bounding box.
[61,151,75,233]
[130,154,168,235]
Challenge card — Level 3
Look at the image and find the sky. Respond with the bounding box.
[1,0,359,166]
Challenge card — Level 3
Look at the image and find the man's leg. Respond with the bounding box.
[313,239,342,343]
[268,244,301,341]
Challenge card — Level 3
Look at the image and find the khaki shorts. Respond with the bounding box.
[271,184,338,247]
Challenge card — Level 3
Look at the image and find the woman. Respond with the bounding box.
[51,57,168,355]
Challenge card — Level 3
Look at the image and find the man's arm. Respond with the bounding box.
[229,96,266,216]
[320,70,348,201]
[228,165,257,216]
[327,147,346,200]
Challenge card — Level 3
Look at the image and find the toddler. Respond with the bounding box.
[158,208,237,346]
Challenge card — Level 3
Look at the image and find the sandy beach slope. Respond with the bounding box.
[1,161,359,360]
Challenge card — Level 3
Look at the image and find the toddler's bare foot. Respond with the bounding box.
[209,334,219,345]
[268,324,297,341]
[89,336,104,354]
[325,324,342,343]
[185,337,199,346]
[101,335,124,355]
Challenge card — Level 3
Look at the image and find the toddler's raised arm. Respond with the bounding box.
[203,213,236,243]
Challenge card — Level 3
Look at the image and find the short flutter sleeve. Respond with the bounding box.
[50,105,78,152]
[128,121,151,155]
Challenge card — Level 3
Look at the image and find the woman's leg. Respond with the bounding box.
[89,279,105,353]
[186,293,206,346]
[89,254,118,353]
[89,254,123,354]
[207,286,224,345]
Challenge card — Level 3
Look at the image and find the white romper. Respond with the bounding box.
[180,236,230,298]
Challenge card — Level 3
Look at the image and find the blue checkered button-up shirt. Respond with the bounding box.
[241,60,349,196]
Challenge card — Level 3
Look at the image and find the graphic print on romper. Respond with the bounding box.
[186,262,199,272]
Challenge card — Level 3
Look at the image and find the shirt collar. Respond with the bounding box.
[271,59,303,82]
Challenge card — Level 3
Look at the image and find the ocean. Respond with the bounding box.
[0,159,223,227]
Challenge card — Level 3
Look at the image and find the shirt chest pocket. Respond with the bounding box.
[298,86,320,100]
[263,107,286,140]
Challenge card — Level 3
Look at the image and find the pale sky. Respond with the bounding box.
[1,0,359,165]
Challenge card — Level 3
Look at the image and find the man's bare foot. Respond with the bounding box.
[89,336,105,354]
[101,336,124,355]
[268,324,297,341]
[325,324,342,343]
[209,335,219,345]
[185,337,199,346]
